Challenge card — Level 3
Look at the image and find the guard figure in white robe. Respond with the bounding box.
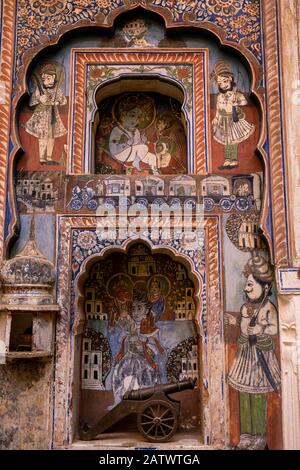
[24,63,67,164]
[226,255,281,450]
[211,61,255,169]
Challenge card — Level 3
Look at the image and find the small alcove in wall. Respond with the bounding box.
[91,78,188,176]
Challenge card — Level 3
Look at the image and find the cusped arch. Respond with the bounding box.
[89,75,188,174]
[74,237,203,335]
[6,3,270,259]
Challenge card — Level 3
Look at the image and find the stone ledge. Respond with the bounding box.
[58,432,214,451]
[0,304,60,312]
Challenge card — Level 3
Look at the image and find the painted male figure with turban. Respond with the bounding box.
[212,61,255,169]
[226,255,281,449]
[24,62,67,164]
[109,93,158,174]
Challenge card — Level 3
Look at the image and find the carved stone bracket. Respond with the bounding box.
[277,293,300,449]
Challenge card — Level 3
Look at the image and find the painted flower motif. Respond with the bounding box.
[30,0,68,16]
[22,27,35,38]
[18,37,30,47]
[244,3,260,16]
[240,25,253,35]
[207,0,243,16]
[74,0,92,7]
[215,16,228,27]
[167,0,196,11]
[72,261,80,273]
[74,246,84,263]
[18,7,28,18]
[90,67,104,80]
[176,68,190,80]
[77,231,97,250]
[96,0,113,8]
[231,15,248,29]
[44,17,62,30]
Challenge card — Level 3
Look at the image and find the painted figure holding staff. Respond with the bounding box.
[226,255,281,449]
[24,62,67,164]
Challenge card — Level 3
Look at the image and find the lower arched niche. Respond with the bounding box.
[75,240,203,440]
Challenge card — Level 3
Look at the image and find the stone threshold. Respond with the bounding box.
[58,432,215,451]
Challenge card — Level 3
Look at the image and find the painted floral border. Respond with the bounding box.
[71,228,206,277]
[16,0,262,70]
[87,64,193,112]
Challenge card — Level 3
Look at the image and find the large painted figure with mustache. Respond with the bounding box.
[226,255,281,450]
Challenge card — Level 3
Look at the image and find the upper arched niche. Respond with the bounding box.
[92,77,188,175]
[9,7,266,254]
[15,22,262,175]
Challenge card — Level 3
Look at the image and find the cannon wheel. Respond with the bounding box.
[137,399,178,443]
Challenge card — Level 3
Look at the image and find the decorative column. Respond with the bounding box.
[276,285,300,449]
[276,0,300,450]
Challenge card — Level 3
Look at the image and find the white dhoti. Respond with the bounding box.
[114,144,157,169]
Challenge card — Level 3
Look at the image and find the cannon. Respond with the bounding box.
[80,378,196,443]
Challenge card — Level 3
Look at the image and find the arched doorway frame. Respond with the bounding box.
[68,49,208,174]
[75,238,204,434]
[53,214,224,448]
[87,75,188,174]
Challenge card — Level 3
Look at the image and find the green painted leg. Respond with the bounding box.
[225,144,238,162]
[239,392,252,435]
[250,394,267,436]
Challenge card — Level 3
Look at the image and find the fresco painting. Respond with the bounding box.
[18,61,68,171]
[210,60,261,174]
[95,92,187,175]
[80,244,200,428]
[225,254,282,450]
[2,9,283,450]
[211,60,255,170]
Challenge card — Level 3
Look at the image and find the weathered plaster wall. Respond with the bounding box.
[0,360,52,450]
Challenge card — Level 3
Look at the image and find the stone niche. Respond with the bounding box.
[0,218,59,362]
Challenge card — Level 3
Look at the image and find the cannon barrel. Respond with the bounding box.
[123,378,196,401]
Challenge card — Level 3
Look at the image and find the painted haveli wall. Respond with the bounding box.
[0,0,299,451]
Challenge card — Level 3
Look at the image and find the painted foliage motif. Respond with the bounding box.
[16,0,262,72]
[18,61,68,171]
[95,92,187,175]
[80,244,200,427]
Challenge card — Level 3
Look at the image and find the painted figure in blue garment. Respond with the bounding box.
[148,277,165,321]
[108,298,160,410]
[146,276,170,382]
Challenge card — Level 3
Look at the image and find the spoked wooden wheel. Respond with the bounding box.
[137,400,178,443]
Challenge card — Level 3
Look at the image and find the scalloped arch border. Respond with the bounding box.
[74,236,204,329]
[0,0,289,267]
[53,214,225,446]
